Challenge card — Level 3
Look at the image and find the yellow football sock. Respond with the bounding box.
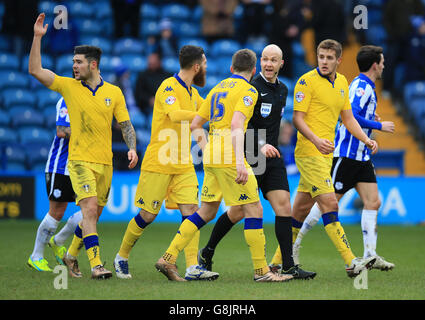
[323,212,356,265]
[184,230,200,268]
[118,215,149,259]
[83,233,102,269]
[270,246,282,266]
[68,222,83,257]
[164,212,205,265]
[244,218,269,276]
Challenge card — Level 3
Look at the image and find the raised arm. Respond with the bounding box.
[119,120,138,169]
[28,13,55,87]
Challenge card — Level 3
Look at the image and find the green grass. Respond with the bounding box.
[0,220,424,300]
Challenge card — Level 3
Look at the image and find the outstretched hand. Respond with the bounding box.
[34,13,49,37]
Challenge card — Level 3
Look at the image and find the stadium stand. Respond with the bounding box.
[1,0,425,175]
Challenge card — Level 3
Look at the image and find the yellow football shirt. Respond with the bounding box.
[141,74,204,174]
[293,68,351,157]
[48,75,130,165]
[197,74,258,167]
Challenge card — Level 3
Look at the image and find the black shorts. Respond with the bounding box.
[255,162,290,200]
[45,172,76,202]
[331,157,377,194]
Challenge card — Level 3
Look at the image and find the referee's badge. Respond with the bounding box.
[260,103,272,118]
[335,181,343,190]
[105,98,112,107]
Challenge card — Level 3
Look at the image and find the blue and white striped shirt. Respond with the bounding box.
[45,97,70,175]
[334,73,382,162]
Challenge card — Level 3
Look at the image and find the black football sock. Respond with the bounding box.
[275,216,295,270]
[204,211,235,254]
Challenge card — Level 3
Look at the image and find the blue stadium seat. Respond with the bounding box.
[178,38,209,52]
[0,71,29,90]
[0,35,11,52]
[121,54,146,73]
[18,127,52,145]
[79,36,113,54]
[76,18,102,36]
[0,110,10,126]
[205,75,221,91]
[101,71,116,84]
[68,1,95,18]
[21,54,54,73]
[365,25,387,47]
[204,58,219,75]
[9,106,45,128]
[0,126,18,144]
[43,107,57,129]
[404,81,425,102]
[292,41,305,59]
[161,4,191,20]
[25,143,50,168]
[38,1,57,16]
[97,54,119,73]
[214,56,233,75]
[211,40,241,57]
[0,53,19,71]
[139,20,159,37]
[4,143,26,164]
[192,5,203,22]
[245,38,268,56]
[36,89,62,109]
[56,54,74,74]
[94,1,113,19]
[140,3,160,19]
[408,98,425,122]
[114,38,144,55]
[1,89,36,108]
[162,57,180,74]
[6,162,27,172]
[174,22,200,38]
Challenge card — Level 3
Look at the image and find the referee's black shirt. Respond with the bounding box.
[246,73,288,167]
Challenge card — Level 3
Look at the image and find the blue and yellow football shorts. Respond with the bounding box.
[134,170,199,214]
[295,156,334,198]
[201,166,260,206]
[68,160,113,206]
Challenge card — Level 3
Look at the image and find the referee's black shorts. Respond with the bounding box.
[45,172,76,202]
[331,157,377,194]
[254,158,290,200]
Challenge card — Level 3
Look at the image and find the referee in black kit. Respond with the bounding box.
[198,44,316,279]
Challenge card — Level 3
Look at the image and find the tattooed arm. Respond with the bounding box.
[119,120,138,169]
[56,126,71,139]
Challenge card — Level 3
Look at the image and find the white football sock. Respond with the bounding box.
[362,209,378,258]
[294,203,322,247]
[31,213,60,260]
[54,211,82,246]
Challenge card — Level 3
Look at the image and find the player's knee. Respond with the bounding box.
[365,197,381,211]
[140,209,156,223]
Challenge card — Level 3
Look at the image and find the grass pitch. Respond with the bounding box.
[0,220,424,300]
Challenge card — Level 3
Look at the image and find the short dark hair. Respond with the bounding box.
[179,45,204,70]
[317,39,342,59]
[356,45,384,72]
[231,49,257,73]
[74,45,102,69]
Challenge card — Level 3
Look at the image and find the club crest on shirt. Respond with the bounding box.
[356,87,365,97]
[295,91,305,103]
[83,184,90,193]
[104,98,112,106]
[260,102,272,118]
[152,200,160,209]
[243,96,253,106]
[166,96,176,105]
[340,89,345,98]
